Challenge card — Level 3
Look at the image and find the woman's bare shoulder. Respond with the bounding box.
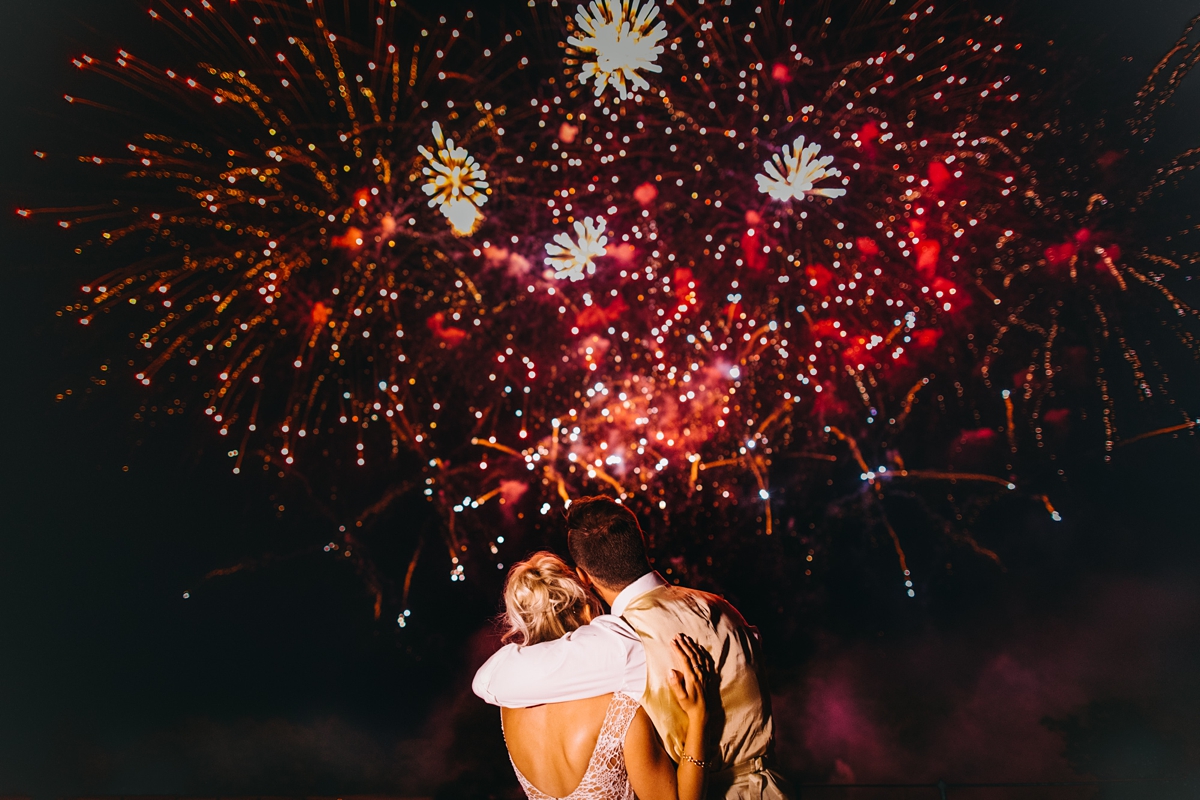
[621,704,658,749]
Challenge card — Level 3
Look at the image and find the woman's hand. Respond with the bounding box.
[668,634,715,723]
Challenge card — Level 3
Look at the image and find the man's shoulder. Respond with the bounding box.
[580,614,642,641]
[634,583,750,627]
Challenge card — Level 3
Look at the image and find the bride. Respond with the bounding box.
[496,552,715,800]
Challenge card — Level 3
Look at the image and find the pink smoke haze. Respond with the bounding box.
[772,577,1199,785]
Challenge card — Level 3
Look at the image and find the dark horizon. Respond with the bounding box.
[2,1,1199,798]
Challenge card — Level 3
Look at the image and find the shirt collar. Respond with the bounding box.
[610,571,667,618]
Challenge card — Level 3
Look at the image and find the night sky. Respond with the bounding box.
[2,1,1200,798]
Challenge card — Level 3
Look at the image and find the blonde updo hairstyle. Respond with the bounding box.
[502,551,602,646]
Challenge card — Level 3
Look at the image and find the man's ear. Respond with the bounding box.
[575,566,593,589]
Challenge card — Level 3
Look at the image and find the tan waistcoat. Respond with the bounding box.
[620,583,775,771]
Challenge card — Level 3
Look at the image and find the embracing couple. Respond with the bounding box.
[473,496,790,800]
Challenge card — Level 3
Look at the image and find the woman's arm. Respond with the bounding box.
[670,635,713,800]
[623,709,680,800]
[624,635,715,800]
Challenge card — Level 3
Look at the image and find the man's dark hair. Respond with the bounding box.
[565,496,651,588]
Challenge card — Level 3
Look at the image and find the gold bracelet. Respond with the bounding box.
[680,753,710,770]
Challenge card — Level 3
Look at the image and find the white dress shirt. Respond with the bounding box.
[472,613,648,707]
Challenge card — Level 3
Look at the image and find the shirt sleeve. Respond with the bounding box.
[471,615,646,707]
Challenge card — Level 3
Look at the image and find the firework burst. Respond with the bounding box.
[756,136,847,202]
[567,0,668,100]
[26,1,1200,625]
[419,121,490,236]
[545,215,609,281]
[35,2,536,486]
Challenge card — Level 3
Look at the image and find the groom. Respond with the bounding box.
[473,495,790,799]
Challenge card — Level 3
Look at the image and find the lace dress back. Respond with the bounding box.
[506,692,640,800]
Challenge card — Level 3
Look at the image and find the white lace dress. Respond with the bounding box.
[507,692,640,800]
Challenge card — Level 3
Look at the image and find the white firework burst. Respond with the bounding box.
[567,0,667,101]
[545,216,609,282]
[756,135,847,202]
[418,121,489,235]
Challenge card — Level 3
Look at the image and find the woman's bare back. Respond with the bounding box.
[502,693,616,797]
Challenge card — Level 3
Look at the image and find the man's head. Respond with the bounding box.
[565,495,652,592]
